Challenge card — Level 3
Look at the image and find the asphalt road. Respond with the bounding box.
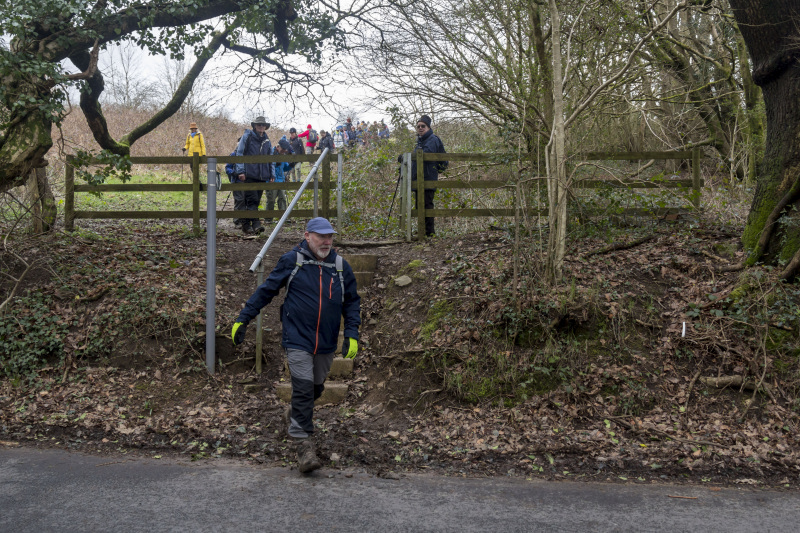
[1,447,798,532]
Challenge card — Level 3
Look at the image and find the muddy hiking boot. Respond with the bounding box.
[297,439,322,474]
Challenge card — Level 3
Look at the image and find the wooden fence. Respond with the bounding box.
[64,153,336,236]
[398,149,702,241]
[65,149,702,241]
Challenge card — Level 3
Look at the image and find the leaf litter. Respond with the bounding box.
[0,218,799,488]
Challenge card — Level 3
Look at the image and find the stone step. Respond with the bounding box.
[275,382,349,405]
[343,254,378,272]
[329,356,354,377]
[354,271,374,290]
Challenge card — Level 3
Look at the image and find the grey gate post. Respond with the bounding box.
[205,157,217,374]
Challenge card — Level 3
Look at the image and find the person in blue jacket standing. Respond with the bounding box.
[231,217,360,473]
[265,138,293,223]
[410,114,448,237]
[234,115,274,234]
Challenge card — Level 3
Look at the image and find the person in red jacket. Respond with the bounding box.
[297,124,318,155]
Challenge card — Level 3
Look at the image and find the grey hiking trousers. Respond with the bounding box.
[287,348,334,439]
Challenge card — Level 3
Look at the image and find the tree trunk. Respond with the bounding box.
[729,0,800,269]
[0,104,53,194]
[546,0,567,282]
[25,167,57,233]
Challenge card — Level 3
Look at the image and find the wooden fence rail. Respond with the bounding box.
[65,153,334,236]
[65,149,702,241]
[399,149,703,240]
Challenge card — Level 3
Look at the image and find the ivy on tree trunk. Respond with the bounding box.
[728,0,800,277]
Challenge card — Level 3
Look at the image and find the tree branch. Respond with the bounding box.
[123,30,229,146]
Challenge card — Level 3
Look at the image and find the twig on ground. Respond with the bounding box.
[413,388,443,409]
[700,249,728,263]
[470,244,511,260]
[583,234,656,257]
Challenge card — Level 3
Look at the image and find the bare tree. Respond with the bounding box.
[364,0,690,280]
[157,57,218,117]
[100,43,161,110]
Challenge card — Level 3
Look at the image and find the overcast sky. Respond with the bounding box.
[87,41,392,133]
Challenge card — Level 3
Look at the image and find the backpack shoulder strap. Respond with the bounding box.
[285,251,305,293]
[335,255,345,303]
[285,252,346,303]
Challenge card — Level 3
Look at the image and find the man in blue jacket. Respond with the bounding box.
[410,114,448,237]
[235,115,274,234]
[231,217,360,473]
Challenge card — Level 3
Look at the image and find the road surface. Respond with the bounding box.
[1,447,797,532]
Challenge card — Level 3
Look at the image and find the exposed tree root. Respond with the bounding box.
[583,233,656,257]
[718,178,800,274]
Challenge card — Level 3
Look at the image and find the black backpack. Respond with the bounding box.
[308,129,319,143]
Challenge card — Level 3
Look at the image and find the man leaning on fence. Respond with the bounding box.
[235,115,274,235]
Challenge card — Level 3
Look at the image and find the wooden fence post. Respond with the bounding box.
[405,153,412,241]
[192,153,200,236]
[65,155,75,231]
[416,150,425,241]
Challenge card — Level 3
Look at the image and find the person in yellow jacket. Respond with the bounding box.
[182,122,207,157]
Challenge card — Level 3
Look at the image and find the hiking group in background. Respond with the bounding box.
[195,114,401,236]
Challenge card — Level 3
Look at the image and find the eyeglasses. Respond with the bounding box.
[416,124,427,130]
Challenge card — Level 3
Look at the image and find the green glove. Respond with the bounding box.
[343,337,358,359]
[232,322,246,346]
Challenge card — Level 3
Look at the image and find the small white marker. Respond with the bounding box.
[682,322,686,337]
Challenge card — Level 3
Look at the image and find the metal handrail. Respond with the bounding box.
[248,148,330,272]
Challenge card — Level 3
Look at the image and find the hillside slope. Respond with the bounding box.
[1,218,799,487]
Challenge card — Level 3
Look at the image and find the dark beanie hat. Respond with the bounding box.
[278,139,291,151]
[418,115,432,128]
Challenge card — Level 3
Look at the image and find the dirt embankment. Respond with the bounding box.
[1,220,799,489]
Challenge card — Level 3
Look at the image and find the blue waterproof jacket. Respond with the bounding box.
[236,241,361,354]
[410,129,447,187]
[225,150,237,182]
[272,146,291,183]
[234,129,274,181]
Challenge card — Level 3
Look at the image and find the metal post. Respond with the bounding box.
[205,157,217,375]
[255,262,264,374]
[337,153,343,221]
[193,152,201,237]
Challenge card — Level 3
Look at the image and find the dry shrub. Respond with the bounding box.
[46,106,295,183]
